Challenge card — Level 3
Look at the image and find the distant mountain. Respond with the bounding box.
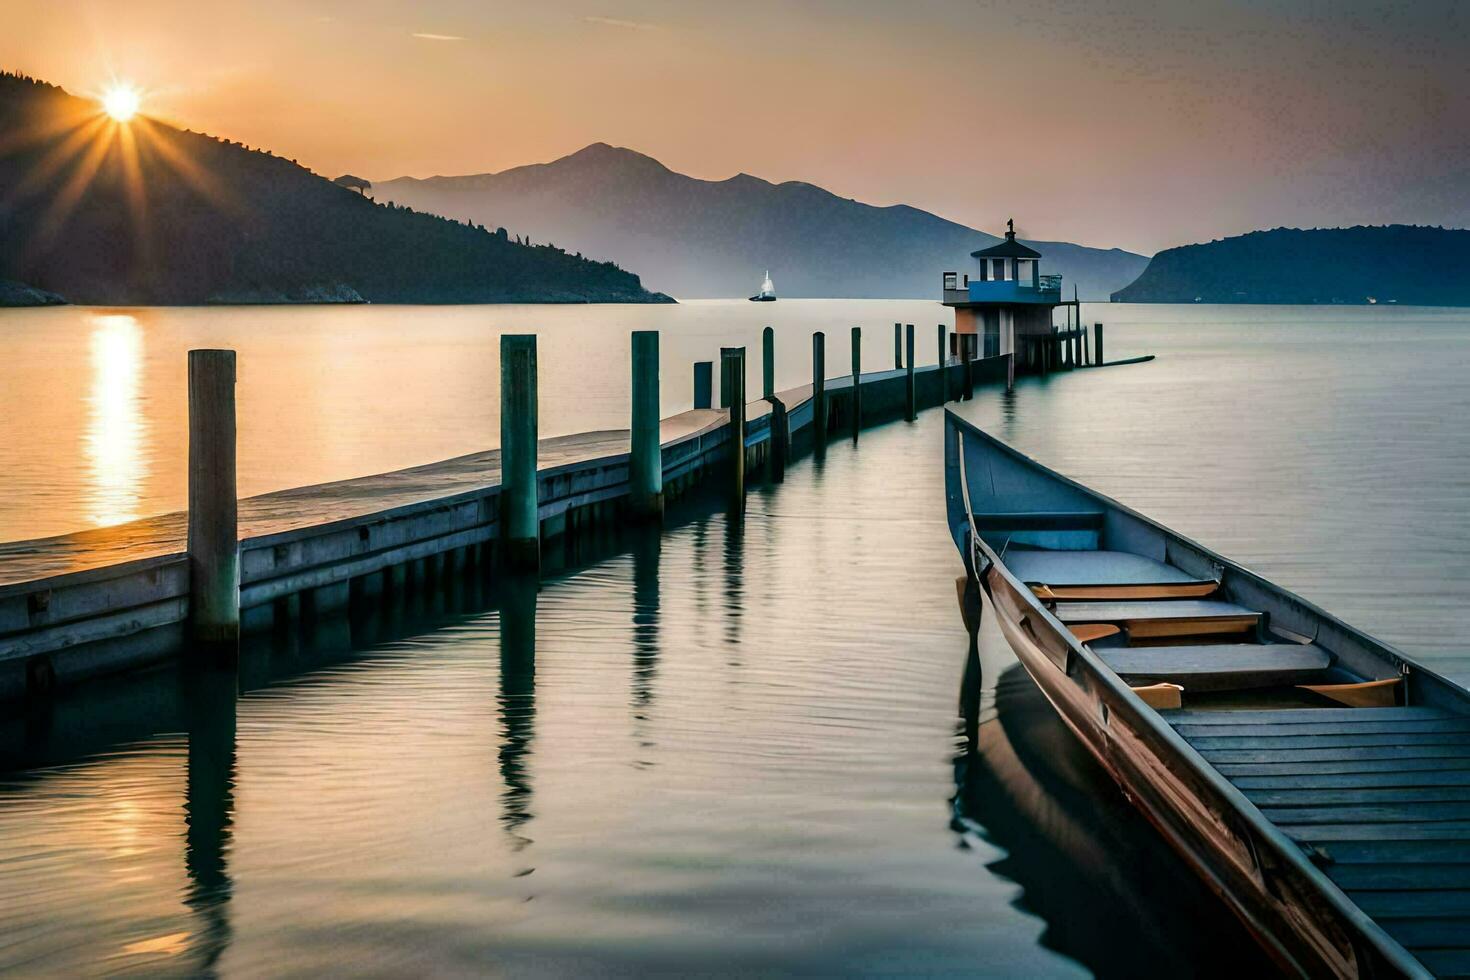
[376,143,1149,301]
[0,73,669,305]
[1112,226,1470,306]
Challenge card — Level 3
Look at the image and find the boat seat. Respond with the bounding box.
[1053,599,1262,640]
[1098,644,1333,692]
[1006,549,1217,600]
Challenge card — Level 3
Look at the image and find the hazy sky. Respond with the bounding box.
[4,0,1467,253]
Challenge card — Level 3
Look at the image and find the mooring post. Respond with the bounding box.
[630,330,662,522]
[761,326,775,400]
[187,349,240,655]
[849,325,862,436]
[1083,327,1090,366]
[500,334,539,571]
[905,323,916,421]
[893,322,902,370]
[812,331,827,441]
[937,324,947,403]
[769,397,788,482]
[693,360,712,409]
[721,347,746,513]
[1094,322,1104,366]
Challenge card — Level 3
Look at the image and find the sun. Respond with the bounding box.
[103,85,140,122]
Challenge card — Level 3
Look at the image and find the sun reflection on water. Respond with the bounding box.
[84,314,149,527]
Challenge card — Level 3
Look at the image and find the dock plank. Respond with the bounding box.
[1378,918,1470,950]
[1259,802,1470,825]
[1412,949,1470,979]
[1176,718,1470,738]
[1247,787,1470,806]
[1316,841,1470,864]
[1219,759,1470,776]
[1329,864,1470,891]
[1281,822,1470,841]
[1202,744,1470,764]
[1349,890,1470,917]
[1234,770,1470,790]
[1192,732,1470,751]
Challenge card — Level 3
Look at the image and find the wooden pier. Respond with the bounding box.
[0,337,1024,700]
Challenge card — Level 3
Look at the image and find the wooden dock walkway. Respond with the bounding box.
[1170,706,1470,977]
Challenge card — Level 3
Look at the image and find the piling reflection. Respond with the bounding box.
[497,577,537,854]
[630,530,660,741]
[721,514,745,654]
[182,665,237,973]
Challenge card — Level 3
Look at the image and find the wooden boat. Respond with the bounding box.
[944,410,1470,979]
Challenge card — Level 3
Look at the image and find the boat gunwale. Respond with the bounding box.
[944,409,1438,979]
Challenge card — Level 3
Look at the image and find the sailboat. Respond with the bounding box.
[749,270,777,302]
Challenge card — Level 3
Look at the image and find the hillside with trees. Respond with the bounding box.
[1111,226,1470,305]
[0,72,669,305]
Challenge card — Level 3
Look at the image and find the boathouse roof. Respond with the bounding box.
[971,230,1040,260]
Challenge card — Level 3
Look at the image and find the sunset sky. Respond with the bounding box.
[4,0,1467,254]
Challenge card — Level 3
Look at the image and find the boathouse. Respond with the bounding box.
[942,220,1062,367]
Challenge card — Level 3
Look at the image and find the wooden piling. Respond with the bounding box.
[187,349,240,655]
[500,334,539,571]
[937,324,947,402]
[850,326,862,436]
[693,360,712,409]
[1083,327,1090,365]
[812,331,827,440]
[762,325,775,400]
[769,397,788,482]
[1094,323,1104,365]
[630,330,662,521]
[905,323,916,421]
[721,347,746,513]
[893,322,902,369]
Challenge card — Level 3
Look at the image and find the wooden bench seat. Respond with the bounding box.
[1053,599,1262,640]
[1004,548,1218,600]
[1098,644,1333,691]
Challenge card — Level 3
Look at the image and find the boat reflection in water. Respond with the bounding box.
[954,602,1275,978]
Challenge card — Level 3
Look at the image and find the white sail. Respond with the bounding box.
[760,271,775,296]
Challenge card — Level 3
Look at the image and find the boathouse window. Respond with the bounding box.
[1016,259,1031,284]
[993,259,1007,280]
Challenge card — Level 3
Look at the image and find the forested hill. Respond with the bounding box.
[1111,226,1470,306]
[0,72,669,305]
[376,143,1149,300]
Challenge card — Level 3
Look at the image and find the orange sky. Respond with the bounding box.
[4,0,1467,254]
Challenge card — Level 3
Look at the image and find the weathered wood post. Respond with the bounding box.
[187,349,239,655]
[849,325,862,436]
[630,330,662,522]
[905,323,916,421]
[693,360,712,409]
[769,397,788,482]
[1083,328,1090,366]
[893,322,902,369]
[812,331,827,442]
[762,326,775,400]
[937,324,947,403]
[1094,323,1104,366]
[721,347,746,513]
[500,334,539,571]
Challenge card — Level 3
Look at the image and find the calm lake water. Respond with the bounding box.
[1,300,1469,975]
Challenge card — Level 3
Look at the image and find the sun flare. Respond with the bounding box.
[103,85,140,122]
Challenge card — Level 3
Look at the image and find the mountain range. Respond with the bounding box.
[0,73,668,305]
[376,144,1150,301]
[1112,226,1470,305]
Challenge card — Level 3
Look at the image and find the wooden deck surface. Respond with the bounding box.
[1169,706,1470,977]
[0,404,757,589]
